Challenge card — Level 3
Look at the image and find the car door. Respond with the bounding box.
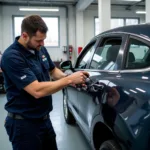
[67,39,98,120]
[75,34,128,140]
[107,35,150,150]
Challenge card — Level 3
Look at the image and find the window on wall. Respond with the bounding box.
[13,16,59,47]
[95,18,100,36]
[126,19,139,26]
[95,17,139,35]
[111,18,124,29]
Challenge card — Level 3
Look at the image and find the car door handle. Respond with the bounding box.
[76,85,87,91]
[76,87,81,91]
[85,78,105,92]
[88,84,104,92]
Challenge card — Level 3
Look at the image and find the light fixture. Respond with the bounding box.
[136,11,146,14]
[136,88,146,93]
[142,76,149,80]
[120,0,142,1]
[19,7,59,12]
[129,89,137,94]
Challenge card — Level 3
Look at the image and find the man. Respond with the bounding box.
[1,15,89,150]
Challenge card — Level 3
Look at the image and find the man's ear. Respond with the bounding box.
[22,32,29,41]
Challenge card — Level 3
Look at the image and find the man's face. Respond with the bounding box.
[26,31,46,51]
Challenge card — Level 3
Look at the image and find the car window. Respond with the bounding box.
[90,37,122,70]
[75,41,96,69]
[125,38,150,69]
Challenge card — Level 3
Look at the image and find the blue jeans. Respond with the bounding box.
[4,116,58,150]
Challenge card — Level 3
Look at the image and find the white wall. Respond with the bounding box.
[84,7,96,45]
[0,5,2,53]
[83,5,145,45]
[1,5,68,61]
[146,0,150,23]
[112,6,145,23]
[76,11,84,56]
[68,5,76,63]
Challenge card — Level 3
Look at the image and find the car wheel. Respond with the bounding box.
[2,84,6,93]
[0,84,5,93]
[63,90,75,124]
[99,140,121,150]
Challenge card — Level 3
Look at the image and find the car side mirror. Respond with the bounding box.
[59,60,73,70]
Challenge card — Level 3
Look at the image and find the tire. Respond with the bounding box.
[63,90,75,124]
[99,140,121,150]
[0,84,5,93]
[2,84,6,93]
[0,74,5,93]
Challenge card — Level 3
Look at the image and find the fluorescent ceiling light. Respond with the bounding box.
[120,0,141,1]
[19,7,59,12]
[136,11,146,14]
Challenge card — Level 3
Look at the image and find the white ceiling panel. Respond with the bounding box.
[0,0,145,8]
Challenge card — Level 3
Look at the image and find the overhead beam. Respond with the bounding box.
[125,0,145,10]
[76,0,95,11]
[0,0,76,6]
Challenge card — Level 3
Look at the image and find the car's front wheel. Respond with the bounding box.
[63,89,75,124]
[99,140,121,150]
[0,79,5,93]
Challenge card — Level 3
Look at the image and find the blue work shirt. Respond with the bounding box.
[1,37,55,119]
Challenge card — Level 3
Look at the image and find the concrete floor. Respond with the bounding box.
[0,91,91,150]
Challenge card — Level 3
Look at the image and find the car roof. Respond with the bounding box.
[96,23,150,39]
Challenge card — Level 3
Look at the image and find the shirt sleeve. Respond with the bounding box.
[2,51,37,90]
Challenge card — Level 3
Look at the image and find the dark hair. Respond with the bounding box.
[21,15,48,37]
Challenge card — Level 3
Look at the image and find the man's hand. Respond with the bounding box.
[67,71,89,85]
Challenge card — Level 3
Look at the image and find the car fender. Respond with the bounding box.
[90,114,105,149]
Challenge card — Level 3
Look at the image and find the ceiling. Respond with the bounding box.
[113,0,144,6]
[0,0,145,9]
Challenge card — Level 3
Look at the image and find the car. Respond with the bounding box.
[60,24,150,150]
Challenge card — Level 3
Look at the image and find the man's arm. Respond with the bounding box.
[50,67,67,80]
[2,52,89,99]
[24,71,89,99]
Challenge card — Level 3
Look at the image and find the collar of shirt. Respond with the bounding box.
[14,36,39,58]
[29,50,35,55]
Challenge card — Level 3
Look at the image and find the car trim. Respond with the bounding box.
[120,67,150,73]
[74,68,120,73]
[98,32,150,42]
[98,24,150,39]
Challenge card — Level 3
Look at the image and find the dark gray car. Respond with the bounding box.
[60,24,150,150]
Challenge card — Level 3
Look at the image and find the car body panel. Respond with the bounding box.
[61,24,150,150]
[67,86,79,117]
[77,72,110,141]
[111,71,150,150]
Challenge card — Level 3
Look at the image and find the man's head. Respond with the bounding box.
[21,15,48,50]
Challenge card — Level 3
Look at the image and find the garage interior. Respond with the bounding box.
[0,0,148,150]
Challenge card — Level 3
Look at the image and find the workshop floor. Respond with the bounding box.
[0,91,91,150]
